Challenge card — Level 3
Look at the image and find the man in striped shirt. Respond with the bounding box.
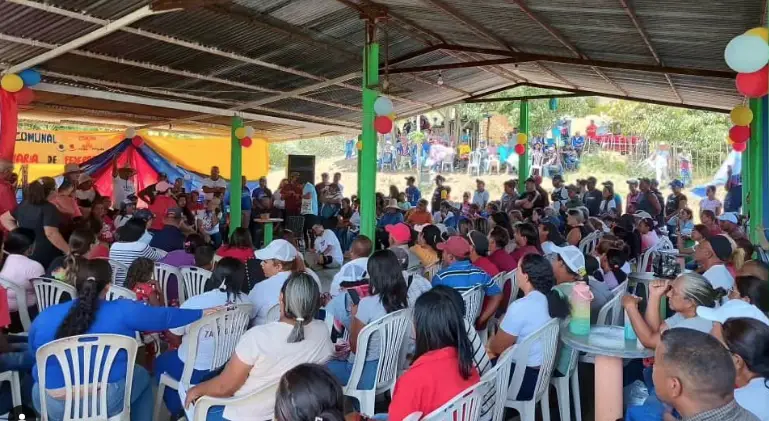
[432,236,502,329]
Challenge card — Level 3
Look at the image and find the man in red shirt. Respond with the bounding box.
[147,181,177,231]
[586,119,598,140]
[0,159,17,231]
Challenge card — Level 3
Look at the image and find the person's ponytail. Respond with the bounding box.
[63,254,83,287]
[55,259,111,339]
[547,290,571,319]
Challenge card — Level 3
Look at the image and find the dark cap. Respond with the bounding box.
[552,174,564,182]
[435,175,446,182]
[467,230,489,255]
[405,176,415,182]
[587,176,597,183]
[602,180,614,186]
[709,235,733,261]
[134,209,154,222]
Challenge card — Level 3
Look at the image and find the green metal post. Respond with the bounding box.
[749,98,764,243]
[359,41,379,241]
[229,116,243,235]
[518,100,530,191]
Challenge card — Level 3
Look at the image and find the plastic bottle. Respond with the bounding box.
[569,281,593,335]
[624,310,637,341]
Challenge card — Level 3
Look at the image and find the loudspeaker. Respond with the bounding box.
[287,154,315,185]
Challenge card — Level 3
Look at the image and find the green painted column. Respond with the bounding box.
[749,98,764,243]
[359,42,379,241]
[230,116,243,235]
[518,100,530,191]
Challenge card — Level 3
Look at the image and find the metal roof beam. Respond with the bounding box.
[3,4,160,74]
[33,83,359,134]
[618,0,683,103]
[466,93,591,103]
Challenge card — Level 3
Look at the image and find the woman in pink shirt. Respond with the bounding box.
[0,228,45,331]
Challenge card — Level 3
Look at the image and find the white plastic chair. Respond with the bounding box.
[32,277,77,313]
[504,318,560,421]
[192,384,274,420]
[344,308,411,417]
[578,232,596,255]
[0,370,21,411]
[153,305,253,421]
[423,380,490,421]
[94,258,129,286]
[467,151,482,176]
[265,303,280,322]
[35,334,138,421]
[480,347,515,421]
[0,276,32,332]
[424,263,441,280]
[105,285,137,301]
[179,266,213,301]
[441,152,455,173]
[551,332,582,421]
[461,285,484,327]
[483,271,510,341]
[150,247,168,259]
[596,280,627,326]
[502,270,519,308]
[637,244,658,273]
[154,263,184,305]
[488,156,500,174]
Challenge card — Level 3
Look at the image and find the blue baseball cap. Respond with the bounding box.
[669,179,684,188]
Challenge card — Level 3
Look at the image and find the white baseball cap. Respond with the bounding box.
[254,239,297,261]
[633,210,653,220]
[696,299,769,327]
[717,212,739,224]
[550,245,586,276]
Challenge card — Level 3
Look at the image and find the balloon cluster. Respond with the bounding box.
[724,27,767,153]
[373,97,395,134]
[124,127,144,148]
[0,69,41,105]
[514,133,528,155]
[234,126,255,148]
[725,27,769,98]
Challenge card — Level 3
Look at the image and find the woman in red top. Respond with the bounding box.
[510,222,542,263]
[388,286,479,420]
[216,227,255,263]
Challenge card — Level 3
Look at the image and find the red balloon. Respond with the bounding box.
[374,116,393,134]
[240,137,252,148]
[514,144,526,155]
[733,142,747,152]
[131,136,144,148]
[729,125,751,143]
[736,66,768,98]
[15,87,34,105]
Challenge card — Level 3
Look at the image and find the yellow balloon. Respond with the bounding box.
[726,135,734,145]
[0,74,23,93]
[234,127,246,139]
[730,105,753,126]
[356,141,363,151]
[746,27,769,43]
[517,133,528,145]
[388,113,396,121]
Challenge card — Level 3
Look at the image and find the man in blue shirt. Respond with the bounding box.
[375,199,404,249]
[149,208,186,252]
[404,176,421,206]
[571,131,586,157]
[433,236,502,329]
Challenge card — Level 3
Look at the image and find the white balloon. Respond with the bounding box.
[373,96,393,116]
[125,127,136,138]
[245,126,255,137]
[725,35,769,73]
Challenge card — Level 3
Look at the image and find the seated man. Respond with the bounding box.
[432,236,502,330]
[329,235,372,297]
[386,222,421,271]
[311,224,343,269]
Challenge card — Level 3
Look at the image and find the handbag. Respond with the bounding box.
[653,251,680,279]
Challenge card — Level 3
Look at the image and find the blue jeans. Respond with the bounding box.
[33,365,152,421]
[154,349,214,416]
[326,359,378,390]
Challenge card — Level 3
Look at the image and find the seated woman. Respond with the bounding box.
[326,250,408,389]
[388,286,480,420]
[488,254,569,400]
[598,247,629,290]
[274,364,345,421]
[183,273,333,421]
[538,222,565,257]
[28,259,212,421]
[216,228,254,263]
[0,228,45,332]
[155,257,254,416]
[565,209,588,247]
[109,218,164,286]
[248,239,303,325]
[409,224,442,268]
[637,217,660,252]
[510,222,542,263]
[729,275,769,312]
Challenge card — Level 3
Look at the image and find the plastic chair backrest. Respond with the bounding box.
[657,236,674,251]
[422,380,490,421]
[35,334,138,421]
[349,308,411,394]
[758,246,769,265]
[105,285,137,301]
[638,244,658,273]
[94,258,128,286]
[507,319,560,404]
[424,263,441,280]
[180,266,213,301]
[461,285,484,326]
[0,276,32,331]
[596,280,627,326]
[32,277,77,313]
[179,305,253,386]
[266,303,280,322]
[154,262,184,305]
[578,232,594,254]
[303,268,322,290]
[502,270,518,308]
[150,247,168,259]
[481,347,515,421]
[465,320,491,377]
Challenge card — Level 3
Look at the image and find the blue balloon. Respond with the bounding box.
[19,69,41,87]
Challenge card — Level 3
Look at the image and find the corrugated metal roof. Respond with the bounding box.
[1,0,755,140]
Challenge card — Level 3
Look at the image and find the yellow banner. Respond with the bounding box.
[14,130,123,165]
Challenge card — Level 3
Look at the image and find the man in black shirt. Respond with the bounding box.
[650,179,666,225]
[582,176,603,216]
[665,179,688,230]
[431,175,449,213]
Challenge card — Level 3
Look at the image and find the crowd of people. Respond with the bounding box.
[0,154,766,421]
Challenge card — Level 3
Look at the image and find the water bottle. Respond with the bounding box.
[624,310,637,341]
[569,282,593,336]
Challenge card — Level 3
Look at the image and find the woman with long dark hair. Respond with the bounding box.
[29,259,211,421]
[0,177,68,268]
[729,275,769,312]
[410,224,442,267]
[155,257,253,416]
[488,254,570,400]
[0,228,44,331]
[388,286,479,420]
[327,250,408,390]
[510,222,542,262]
[538,221,565,255]
[274,364,345,421]
[216,227,254,263]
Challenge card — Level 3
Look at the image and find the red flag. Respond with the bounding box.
[0,90,18,161]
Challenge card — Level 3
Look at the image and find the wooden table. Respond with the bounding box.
[253,218,282,245]
[561,326,654,421]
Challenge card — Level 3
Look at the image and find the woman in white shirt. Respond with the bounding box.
[598,184,618,216]
[487,254,569,400]
[0,228,45,331]
[154,258,253,416]
[184,272,333,421]
[699,185,722,216]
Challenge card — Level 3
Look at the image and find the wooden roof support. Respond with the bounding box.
[618,0,683,103]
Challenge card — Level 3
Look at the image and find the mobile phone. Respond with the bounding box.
[348,289,361,306]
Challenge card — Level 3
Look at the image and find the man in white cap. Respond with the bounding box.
[112,158,136,207]
[312,223,343,268]
[330,235,371,297]
[248,239,298,325]
[718,212,746,241]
